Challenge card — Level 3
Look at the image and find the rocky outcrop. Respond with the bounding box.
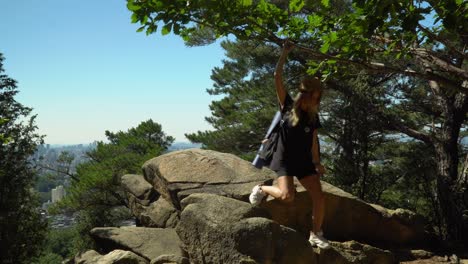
[261,178,431,247]
[316,241,395,264]
[80,149,439,264]
[150,254,190,264]
[90,227,185,261]
[121,174,159,206]
[176,193,316,264]
[142,148,275,208]
[74,250,102,264]
[122,174,178,228]
[74,249,148,264]
[137,198,179,228]
[140,149,429,247]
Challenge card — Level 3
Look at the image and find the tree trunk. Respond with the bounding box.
[434,140,464,241]
[433,91,466,241]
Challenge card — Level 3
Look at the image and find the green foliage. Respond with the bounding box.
[32,252,62,264]
[321,75,389,198]
[319,74,438,219]
[127,0,289,40]
[0,53,47,263]
[59,119,173,211]
[51,119,173,253]
[0,118,11,143]
[378,141,439,227]
[36,174,57,193]
[128,0,467,94]
[33,227,80,263]
[43,228,78,259]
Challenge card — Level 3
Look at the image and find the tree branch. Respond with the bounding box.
[292,43,467,95]
[417,24,468,60]
[36,163,80,182]
[327,79,434,144]
[411,48,468,80]
[387,122,433,144]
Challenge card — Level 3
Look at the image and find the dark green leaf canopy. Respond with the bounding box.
[127,0,467,94]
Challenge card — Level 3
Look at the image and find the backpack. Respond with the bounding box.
[252,108,287,169]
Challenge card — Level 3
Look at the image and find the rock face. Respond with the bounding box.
[261,178,430,247]
[150,254,190,264]
[316,241,395,264]
[142,148,275,209]
[122,174,179,228]
[121,174,158,205]
[176,193,317,264]
[82,149,436,264]
[90,227,185,261]
[137,198,179,228]
[74,249,148,264]
[74,250,102,264]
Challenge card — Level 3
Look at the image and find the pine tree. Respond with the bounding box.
[321,74,441,229]
[0,53,47,263]
[53,119,174,252]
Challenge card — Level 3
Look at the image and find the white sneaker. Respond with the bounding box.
[309,231,330,249]
[249,185,266,205]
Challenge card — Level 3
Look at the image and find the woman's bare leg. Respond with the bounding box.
[299,174,325,233]
[261,176,295,203]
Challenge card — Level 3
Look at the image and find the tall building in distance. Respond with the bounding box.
[51,185,65,203]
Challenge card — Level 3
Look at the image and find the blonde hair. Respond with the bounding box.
[290,76,322,127]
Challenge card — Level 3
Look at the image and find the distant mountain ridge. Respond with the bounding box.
[168,142,202,151]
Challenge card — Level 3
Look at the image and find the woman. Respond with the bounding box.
[249,42,330,249]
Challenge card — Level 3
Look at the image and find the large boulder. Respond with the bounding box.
[122,174,179,228]
[74,249,148,264]
[142,149,274,209]
[74,250,102,264]
[176,193,317,264]
[127,195,179,228]
[121,174,159,206]
[316,241,395,264]
[261,179,431,247]
[90,227,185,261]
[137,198,179,228]
[150,254,190,264]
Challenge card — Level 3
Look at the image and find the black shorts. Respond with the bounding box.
[274,165,317,180]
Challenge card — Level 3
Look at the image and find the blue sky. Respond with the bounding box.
[1,0,225,144]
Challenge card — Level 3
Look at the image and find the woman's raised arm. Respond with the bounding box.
[274,41,294,109]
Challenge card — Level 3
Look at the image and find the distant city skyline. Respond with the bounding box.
[1,0,226,144]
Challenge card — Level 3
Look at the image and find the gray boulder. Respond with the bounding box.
[122,174,179,228]
[315,241,395,264]
[142,149,274,209]
[90,227,185,261]
[261,179,431,247]
[121,174,158,206]
[127,196,179,228]
[74,249,148,264]
[150,254,190,264]
[137,198,179,228]
[74,250,102,264]
[176,193,316,264]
